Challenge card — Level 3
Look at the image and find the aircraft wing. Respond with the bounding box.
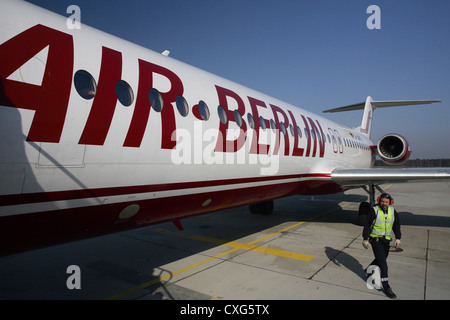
[331,167,450,186]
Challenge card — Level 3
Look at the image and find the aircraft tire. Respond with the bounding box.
[249,200,274,215]
[358,201,371,226]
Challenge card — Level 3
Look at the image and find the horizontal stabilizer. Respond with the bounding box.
[331,167,450,186]
[323,99,441,113]
[323,97,441,138]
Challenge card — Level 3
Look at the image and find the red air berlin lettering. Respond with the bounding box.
[248,96,270,155]
[123,59,184,149]
[0,25,325,158]
[79,47,122,145]
[308,117,325,158]
[288,110,304,157]
[0,24,73,143]
[214,85,247,152]
[270,104,290,156]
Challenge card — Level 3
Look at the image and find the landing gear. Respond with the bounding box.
[249,200,274,215]
[358,202,371,226]
[358,184,386,226]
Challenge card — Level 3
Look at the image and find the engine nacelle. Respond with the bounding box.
[377,134,411,165]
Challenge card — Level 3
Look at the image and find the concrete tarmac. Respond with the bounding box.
[1,181,449,300]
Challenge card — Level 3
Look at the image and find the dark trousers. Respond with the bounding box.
[369,237,390,280]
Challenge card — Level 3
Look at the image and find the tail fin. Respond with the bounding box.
[323,97,441,139]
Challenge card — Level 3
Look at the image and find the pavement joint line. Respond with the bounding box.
[105,200,352,300]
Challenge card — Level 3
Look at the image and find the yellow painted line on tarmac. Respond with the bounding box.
[189,234,314,261]
[105,200,352,300]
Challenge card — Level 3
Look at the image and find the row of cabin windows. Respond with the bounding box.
[344,138,370,151]
[74,69,368,150]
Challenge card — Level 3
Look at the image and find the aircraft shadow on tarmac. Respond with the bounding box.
[396,211,450,228]
[1,192,449,300]
[293,193,450,229]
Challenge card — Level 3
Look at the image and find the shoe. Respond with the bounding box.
[384,287,397,299]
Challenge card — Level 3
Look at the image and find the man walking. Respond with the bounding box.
[362,193,401,299]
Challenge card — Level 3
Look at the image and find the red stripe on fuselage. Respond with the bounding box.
[0,175,347,256]
[0,173,331,207]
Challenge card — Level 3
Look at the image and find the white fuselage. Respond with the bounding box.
[0,0,373,254]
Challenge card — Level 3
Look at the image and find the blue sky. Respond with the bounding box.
[27,0,450,159]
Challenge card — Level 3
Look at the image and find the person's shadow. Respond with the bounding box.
[324,246,367,282]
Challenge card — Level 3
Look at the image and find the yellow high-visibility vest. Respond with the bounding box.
[370,205,394,240]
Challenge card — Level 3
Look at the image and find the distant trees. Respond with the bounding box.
[374,159,450,167]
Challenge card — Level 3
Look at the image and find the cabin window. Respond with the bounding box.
[149,88,163,112]
[247,113,255,129]
[289,124,295,136]
[176,95,189,117]
[270,119,276,132]
[218,105,227,124]
[280,122,287,135]
[115,80,134,106]
[234,110,243,127]
[297,126,302,138]
[74,70,96,100]
[198,100,210,120]
[259,116,266,130]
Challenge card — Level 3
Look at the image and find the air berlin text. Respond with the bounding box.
[0,24,326,159]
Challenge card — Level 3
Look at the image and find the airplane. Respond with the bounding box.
[1,0,449,256]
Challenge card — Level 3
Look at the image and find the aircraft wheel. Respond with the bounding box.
[249,200,274,215]
[358,202,371,226]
